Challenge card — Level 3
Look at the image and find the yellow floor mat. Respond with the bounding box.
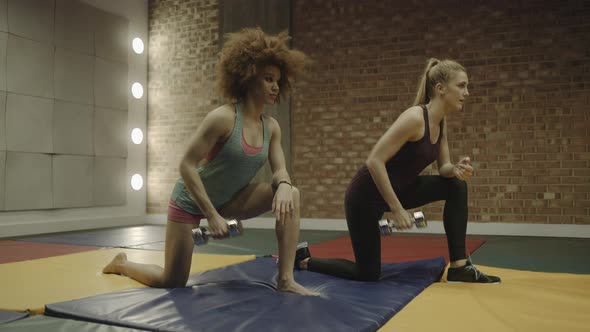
[0,248,254,314]
[380,265,590,332]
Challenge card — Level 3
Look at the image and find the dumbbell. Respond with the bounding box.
[378,211,427,235]
[192,219,242,246]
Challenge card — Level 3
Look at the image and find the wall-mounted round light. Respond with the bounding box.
[131,128,144,144]
[131,174,143,191]
[132,37,144,54]
[131,82,144,99]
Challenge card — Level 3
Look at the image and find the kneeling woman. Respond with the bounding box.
[299,58,500,284]
[104,28,316,295]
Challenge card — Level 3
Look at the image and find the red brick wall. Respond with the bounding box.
[291,0,590,223]
[147,0,220,213]
[147,0,589,225]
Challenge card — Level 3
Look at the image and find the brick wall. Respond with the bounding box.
[291,0,590,223]
[147,0,220,213]
[147,0,589,225]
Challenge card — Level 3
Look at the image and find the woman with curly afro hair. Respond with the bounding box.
[103,28,316,295]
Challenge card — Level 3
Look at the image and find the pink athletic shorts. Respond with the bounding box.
[168,200,203,225]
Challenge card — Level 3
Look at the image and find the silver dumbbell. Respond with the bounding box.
[192,219,242,246]
[378,211,427,235]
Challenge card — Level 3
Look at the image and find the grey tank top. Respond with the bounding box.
[170,104,270,215]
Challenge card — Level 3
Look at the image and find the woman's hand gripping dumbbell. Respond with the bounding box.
[378,211,427,235]
[192,219,243,246]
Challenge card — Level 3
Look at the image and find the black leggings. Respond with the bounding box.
[308,175,468,281]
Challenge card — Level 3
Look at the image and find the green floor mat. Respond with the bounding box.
[127,228,349,256]
[470,236,590,274]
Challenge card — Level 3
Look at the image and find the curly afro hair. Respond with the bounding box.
[216,27,308,103]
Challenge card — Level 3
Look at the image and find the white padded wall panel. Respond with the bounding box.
[0,0,132,212]
[4,152,52,210]
[7,0,54,43]
[53,101,93,155]
[0,91,5,151]
[94,157,126,206]
[54,48,94,105]
[0,32,6,91]
[0,151,5,210]
[0,0,7,32]
[94,58,128,111]
[94,9,128,63]
[6,93,53,153]
[6,35,54,98]
[94,107,127,157]
[53,155,93,208]
[55,0,95,54]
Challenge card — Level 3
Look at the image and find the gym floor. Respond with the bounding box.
[1,225,589,332]
[10,224,590,274]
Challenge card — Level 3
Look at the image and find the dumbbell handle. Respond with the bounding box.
[192,219,241,246]
[196,220,241,236]
[379,211,427,235]
[392,211,426,227]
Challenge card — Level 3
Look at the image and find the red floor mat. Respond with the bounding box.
[0,240,101,264]
[308,234,486,263]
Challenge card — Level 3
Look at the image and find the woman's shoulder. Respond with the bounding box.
[206,104,237,123]
[210,103,236,117]
[261,113,278,124]
[261,113,280,137]
[393,105,425,141]
[397,105,424,124]
[201,104,236,135]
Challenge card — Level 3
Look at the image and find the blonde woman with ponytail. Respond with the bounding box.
[297,58,500,284]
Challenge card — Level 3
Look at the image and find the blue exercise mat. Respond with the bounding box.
[0,310,28,324]
[0,315,142,332]
[45,257,446,332]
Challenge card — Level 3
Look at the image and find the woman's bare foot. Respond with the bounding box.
[277,279,319,296]
[102,252,127,274]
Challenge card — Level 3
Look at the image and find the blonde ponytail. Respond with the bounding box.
[413,58,439,106]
